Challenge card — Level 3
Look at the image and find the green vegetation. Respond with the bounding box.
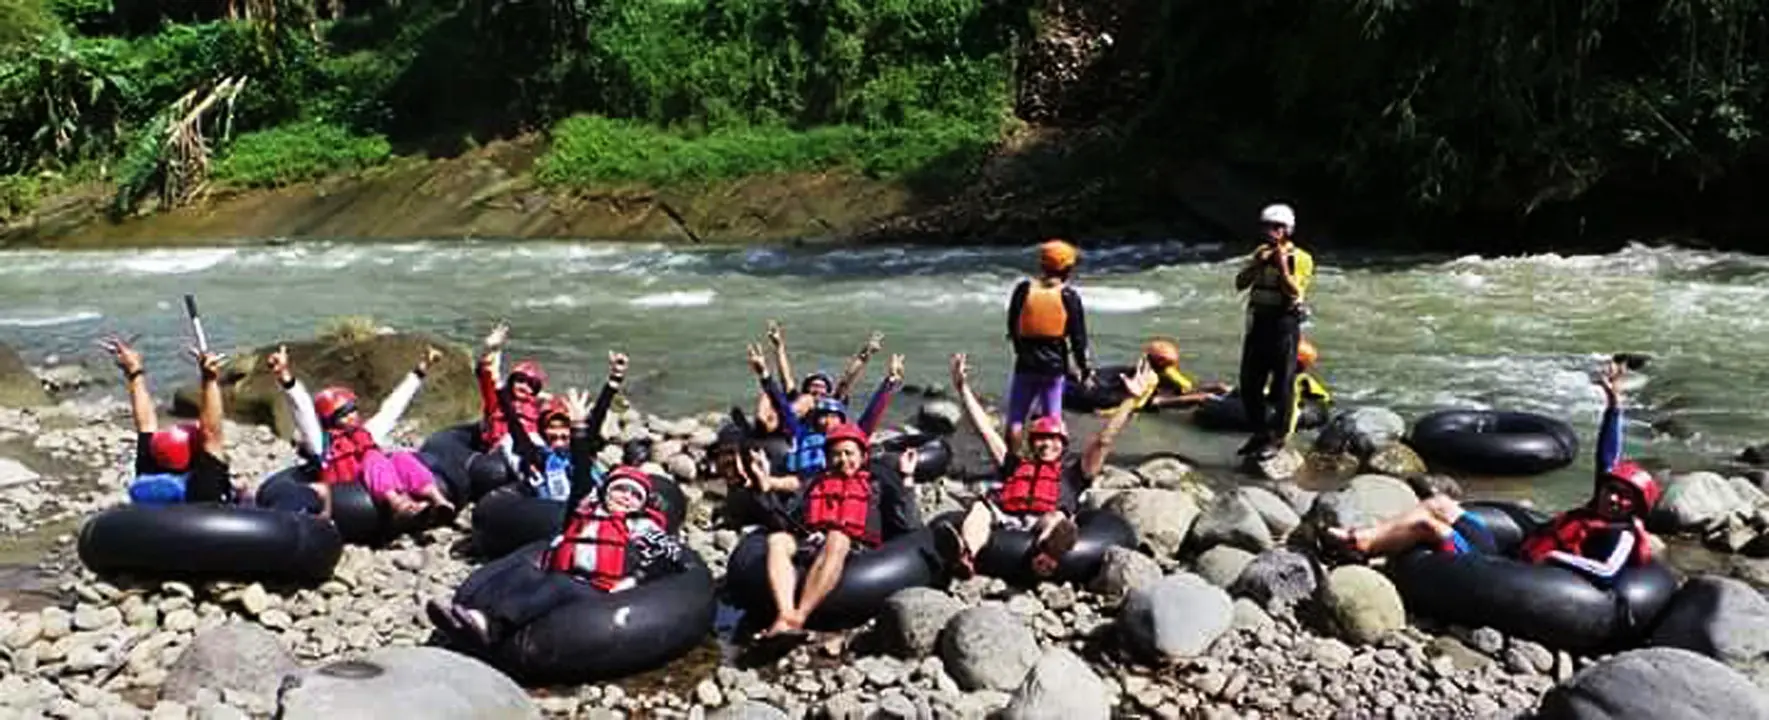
[214,121,391,187]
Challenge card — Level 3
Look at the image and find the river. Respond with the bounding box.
[1,239,1760,508]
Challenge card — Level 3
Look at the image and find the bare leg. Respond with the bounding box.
[960,502,993,555]
[311,482,334,520]
[1030,511,1078,576]
[1329,496,1461,556]
[794,532,852,625]
[763,532,802,635]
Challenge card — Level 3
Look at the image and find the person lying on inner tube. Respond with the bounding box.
[708,420,801,532]
[1096,338,1231,414]
[475,320,549,460]
[1323,358,1658,583]
[746,343,902,481]
[756,422,920,641]
[498,351,625,501]
[752,321,884,435]
[426,454,689,649]
[101,336,241,505]
[937,353,1156,578]
[271,344,456,522]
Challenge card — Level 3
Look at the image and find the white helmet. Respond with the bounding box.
[1260,203,1296,230]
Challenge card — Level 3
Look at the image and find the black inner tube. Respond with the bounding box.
[1191,391,1328,432]
[78,503,343,584]
[723,528,940,631]
[418,422,515,503]
[875,435,953,484]
[256,467,389,545]
[1387,501,1679,653]
[936,509,1136,587]
[471,542,716,684]
[1408,410,1579,476]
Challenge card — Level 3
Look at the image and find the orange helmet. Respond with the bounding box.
[1039,239,1079,274]
[1144,338,1181,369]
[1297,339,1319,369]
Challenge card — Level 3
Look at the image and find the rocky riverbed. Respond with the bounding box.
[3,397,1769,719]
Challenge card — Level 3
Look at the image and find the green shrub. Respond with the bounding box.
[213,121,391,188]
[0,173,41,220]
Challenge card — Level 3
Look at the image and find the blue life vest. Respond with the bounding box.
[786,432,828,476]
[129,472,189,505]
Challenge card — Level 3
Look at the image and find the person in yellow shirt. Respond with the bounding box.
[1128,338,1231,412]
[1233,203,1316,458]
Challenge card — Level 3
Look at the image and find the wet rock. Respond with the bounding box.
[1240,486,1301,540]
[1365,444,1427,478]
[1134,456,1207,494]
[1294,474,1418,550]
[1090,546,1162,603]
[881,588,967,659]
[1652,471,1750,533]
[0,457,40,488]
[1320,565,1406,644]
[1537,647,1769,719]
[278,646,538,718]
[665,454,699,482]
[1188,490,1274,553]
[1314,408,1406,459]
[162,623,299,704]
[938,604,1041,691]
[1229,548,1319,606]
[1119,572,1233,663]
[1001,647,1109,720]
[1193,546,1256,589]
[1249,448,1304,480]
[1101,490,1200,557]
[1651,575,1769,684]
[1506,640,1555,675]
[0,343,50,408]
[1093,465,1142,490]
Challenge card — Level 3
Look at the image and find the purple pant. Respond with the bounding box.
[1006,372,1066,426]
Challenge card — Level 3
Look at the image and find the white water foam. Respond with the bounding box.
[0,310,102,328]
[1083,287,1164,313]
[629,289,716,308]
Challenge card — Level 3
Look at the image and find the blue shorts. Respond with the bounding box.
[1441,512,1497,555]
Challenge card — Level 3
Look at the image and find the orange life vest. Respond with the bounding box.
[996,459,1065,514]
[319,426,379,485]
[1016,282,1068,340]
[802,470,879,547]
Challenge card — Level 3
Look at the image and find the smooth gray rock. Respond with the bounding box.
[1118,572,1233,662]
[277,647,538,719]
[1537,647,1769,720]
[162,623,299,704]
[1000,647,1109,720]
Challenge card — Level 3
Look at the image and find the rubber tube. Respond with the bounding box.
[481,542,716,684]
[1063,364,1136,413]
[723,528,941,631]
[1408,410,1578,476]
[875,435,953,484]
[1387,501,1680,653]
[470,476,689,559]
[1191,391,1328,432]
[929,509,1136,587]
[255,467,388,546]
[418,422,515,503]
[78,504,343,584]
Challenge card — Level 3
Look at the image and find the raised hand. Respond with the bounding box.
[189,346,226,381]
[766,320,785,347]
[564,388,592,423]
[949,353,970,389]
[864,331,884,356]
[746,344,768,376]
[100,336,144,376]
[897,447,920,478]
[483,321,510,351]
[607,351,629,380]
[887,353,906,382]
[1120,357,1156,400]
[266,344,292,382]
[416,346,442,374]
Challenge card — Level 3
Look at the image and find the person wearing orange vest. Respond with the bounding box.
[756,422,919,641]
[1004,239,1092,453]
[270,344,455,522]
[428,417,688,650]
[1234,203,1317,459]
[1071,338,1233,414]
[936,353,1155,578]
[1321,358,1658,581]
[101,335,239,505]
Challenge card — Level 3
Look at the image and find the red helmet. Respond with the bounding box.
[510,360,548,390]
[540,396,572,426]
[824,422,870,454]
[148,423,199,472]
[1028,415,1068,442]
[313,387,358,427]
[1602,461,1661,514]
[603,465,653,503]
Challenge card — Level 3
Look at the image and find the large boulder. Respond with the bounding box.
[162,623,299,704]
[277,646,538,718]
[1537,647,1769,720]
[1001,647,1110,720]
[1313,407,1406,458]
[1088,546,1163,603]
[174,330,477,436]
[1653,472,1753,534]
[1118,572,1233,663]
[0,342,48,408]
[879,588,967,659]
[1319,565,1406,644]
[1229,548,1320,606]
[938,605,1042,692]
[1101,489,1201,557]
[1292,474,1418,551]
[1651,576,1769,685]
[1188,490,1275,553]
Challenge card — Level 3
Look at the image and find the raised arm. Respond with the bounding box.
[1081,360,1155,478]
[364,346,437,443]
[766,321,795,395]
[586,351,626,447]
[834,331,883,402]
[950,353,1008,468]
[856,354,904,435]
[499,383,545,472]
[101,336,156,434]
[1594,359,1627,472]
[265,345,324,458]
[476,321,509,420]
[192,348,227,461]
[749,343,803,438]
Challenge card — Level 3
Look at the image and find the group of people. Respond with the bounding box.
[99,201,1666,658]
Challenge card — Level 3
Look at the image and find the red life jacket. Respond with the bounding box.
[996,459,1065,514]
[802,469,879,547]
[483,397,542,447]
[1520,508,1652,566]
[545,507,665,591]
[319,425,379,485]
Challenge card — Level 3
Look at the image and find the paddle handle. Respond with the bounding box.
[184,294,209,353]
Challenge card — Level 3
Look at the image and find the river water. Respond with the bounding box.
[1,240,1760,508]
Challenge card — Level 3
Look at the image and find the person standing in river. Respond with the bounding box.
[1005,239,1092,453]
[1234,203,1316,459]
